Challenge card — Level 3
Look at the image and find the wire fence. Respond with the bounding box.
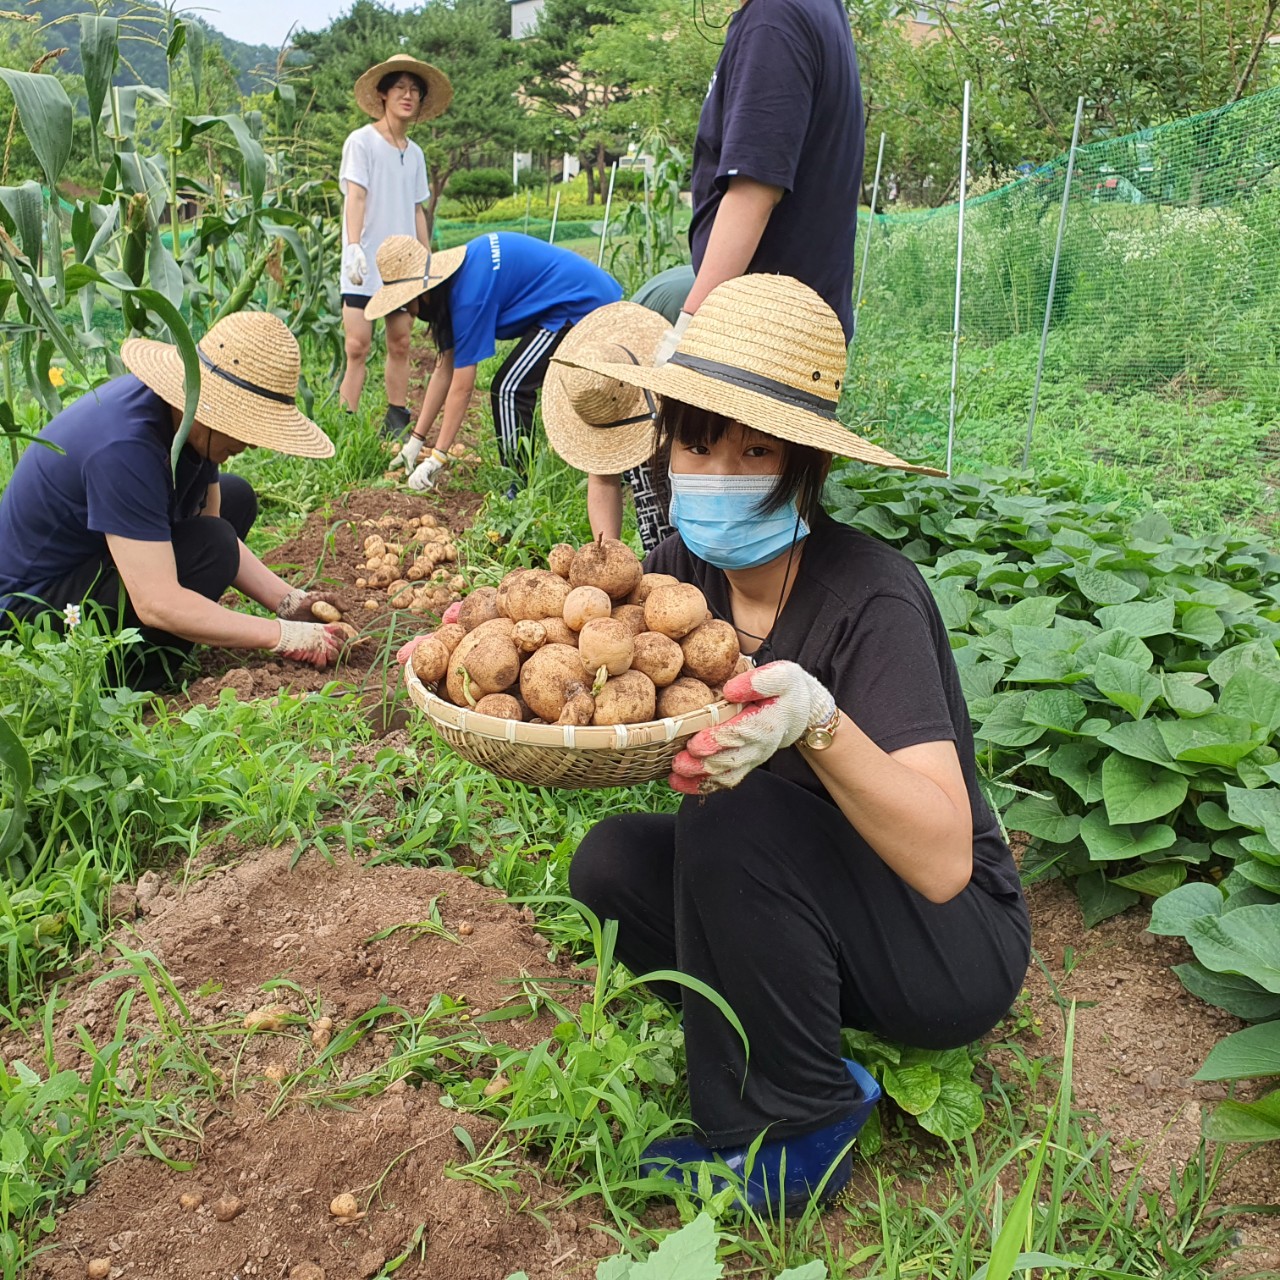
[845,86,1280,530]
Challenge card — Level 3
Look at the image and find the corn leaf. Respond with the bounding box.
[0,70,72,188]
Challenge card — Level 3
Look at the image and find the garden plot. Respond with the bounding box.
[179,486,484,714]
[22,847,613,1280]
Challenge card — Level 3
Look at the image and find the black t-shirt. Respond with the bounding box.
[647,513,1021,900]
[689,0,863,340]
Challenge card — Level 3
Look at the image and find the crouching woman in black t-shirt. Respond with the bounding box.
[548,275,1031,1214]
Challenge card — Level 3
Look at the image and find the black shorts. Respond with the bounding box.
[341,294,410,316]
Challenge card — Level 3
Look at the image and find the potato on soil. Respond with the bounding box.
[520,644,589,721]
[458,586,500,631]
[548,543,575,578]
[541,617,578,647]
[680,620,741,686]
[557,684,595,726]
[310,600,342,623]
[628,571,680,606]
[593,669,656,724]
[506,569,572,622]
[243,1003,290,1032]
[447,633,520,705]
[87,1260,111,1279]
[178,1191,203,1211]
[290,1263,326,1280]
[611,603,647,637]
[631,631,684,687]
[213,1195,245,1222]
[658,676,716,718]
[474,693,523,720]
[512,619,547,653]
[311,1016,334,1051]
[570,536,643,600]
[330,1193,359,1219]
[411,636,451,686]
[644,583,709,639]
[578,618,634,677]
[563,584,612,632]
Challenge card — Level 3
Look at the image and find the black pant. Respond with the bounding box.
[569,769,1031,1146]
[489,323,572,474]
[6,475,257,691]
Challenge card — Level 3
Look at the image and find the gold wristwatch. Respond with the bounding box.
[803,704,842,751]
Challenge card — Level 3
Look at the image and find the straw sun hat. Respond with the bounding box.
[354,54,453,123]
[364,237,467,321]
[542,302,670,474]
[550,275,944,477]
[121,312,334,460]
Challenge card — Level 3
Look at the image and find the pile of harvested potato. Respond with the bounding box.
[355,514,467,616]
[410,536,748,726]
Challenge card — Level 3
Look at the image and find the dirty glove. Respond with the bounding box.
[407,448,449,492]
[275,588,341,622]
[669,660,836,794]
[343,243,367,287]
[653,310,693,368]
[394,433,426,472]
[271,619,346,669]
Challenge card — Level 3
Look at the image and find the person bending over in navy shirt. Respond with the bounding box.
[654,0,864,363]
[0,312,348,690]
[364,233,622,492]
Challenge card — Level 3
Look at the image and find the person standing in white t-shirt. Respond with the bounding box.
[338,54,453,437]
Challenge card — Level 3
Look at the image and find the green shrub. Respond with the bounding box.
[446,168,515,217]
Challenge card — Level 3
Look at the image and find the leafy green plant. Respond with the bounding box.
[448,167,515,216]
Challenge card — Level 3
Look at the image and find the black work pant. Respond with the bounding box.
[569,769,1031,1146]
[5,475,257,691]
[489,323,572,475]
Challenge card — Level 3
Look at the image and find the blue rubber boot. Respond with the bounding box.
[639,1059,881,1215]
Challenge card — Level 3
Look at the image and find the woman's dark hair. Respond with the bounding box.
[418,281,454,353]
[377,71,428,102]
[654,399,831,523]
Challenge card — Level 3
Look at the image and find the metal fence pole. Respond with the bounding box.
[1023,95,1085,469]
[597,161,618,267]
[946,81,972,478]
[549,189,561,245]
[851,131,886,347]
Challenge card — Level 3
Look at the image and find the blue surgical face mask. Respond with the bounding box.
[667,471,809,570]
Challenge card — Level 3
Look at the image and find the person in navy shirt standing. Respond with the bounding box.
[654,0,864,362]
[365,232,622,491]
[0,313,349,689]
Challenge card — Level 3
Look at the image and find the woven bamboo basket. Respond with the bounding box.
[404,664,741,789]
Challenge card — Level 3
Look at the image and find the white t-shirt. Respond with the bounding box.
[338,123,430,299]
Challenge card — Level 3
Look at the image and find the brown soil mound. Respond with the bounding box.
[178,486,486,716]
[27,849,611,1280]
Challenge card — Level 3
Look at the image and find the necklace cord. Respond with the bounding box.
[723,512,805,655]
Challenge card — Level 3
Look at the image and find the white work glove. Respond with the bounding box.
[407,448,449,492]
[274,587,341,622]
[669,660,836,794]
[271,619,347,670]
[394,434,426,471]
[342,243,367,287]
[653,310,693,368]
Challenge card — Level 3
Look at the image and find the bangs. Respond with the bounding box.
[654,398,831,522]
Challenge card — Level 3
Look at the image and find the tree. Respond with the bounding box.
[520,0,641,202]
[291,0,523,223]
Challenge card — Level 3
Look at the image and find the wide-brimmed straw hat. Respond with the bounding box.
[551,275,944,477]
[542,302,670,473]
[364,239,467,321]
[354,55,453,123]
[122,312,334,459]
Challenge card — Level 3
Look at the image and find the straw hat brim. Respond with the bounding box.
[364,245,466,321]
[550,355,944,477]
[121,339,335,460]
[543,302,670,474]
[354,58,454,122]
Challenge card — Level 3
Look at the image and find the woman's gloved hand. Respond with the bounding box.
[275,588,341,622]
[271,620,347,669]
[407,448,449,492]
[394,434,426,471]
[669,660,836,794]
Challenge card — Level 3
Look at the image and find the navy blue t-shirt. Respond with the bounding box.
[689,0,864,340]
[0,375,217,614]
[445,232,623,368]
